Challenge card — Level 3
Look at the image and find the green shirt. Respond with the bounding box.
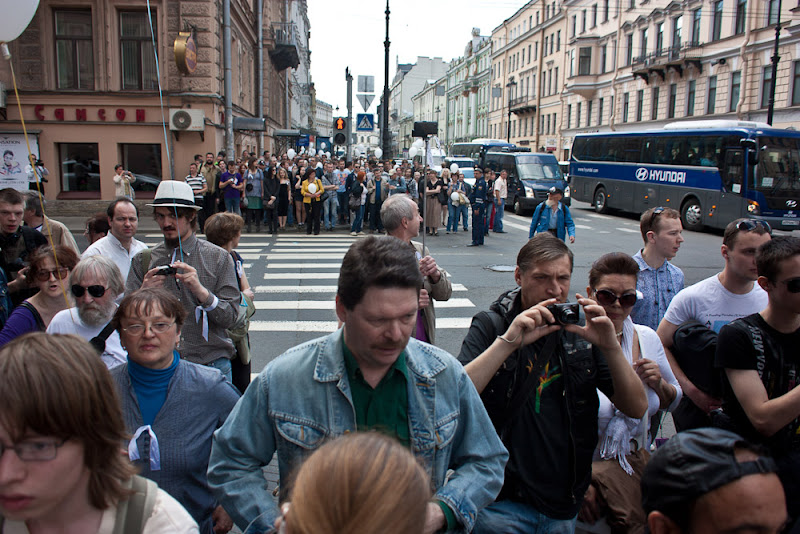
[343,342,410,447]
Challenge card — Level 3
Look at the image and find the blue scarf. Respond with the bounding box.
[127,351,180,426]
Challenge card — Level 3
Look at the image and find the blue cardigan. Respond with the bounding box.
[528,201,576,241]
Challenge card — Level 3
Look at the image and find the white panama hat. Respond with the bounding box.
[147,180,202,210]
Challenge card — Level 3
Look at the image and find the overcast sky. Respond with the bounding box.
[307,0,529,116]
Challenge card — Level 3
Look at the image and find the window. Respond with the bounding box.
[601,44,607,73]
[626,34,633,65]
[603,0,610,22]
[629,0,635,8]
[556,30,561,51]
[687,79,696,115]
[640,29,648,61]
[762,66,774,108]
[579,47,592,75]
[636,89,644,121]
[60,143,100,193]
[592,4,598,27]
[572,15,577,37]
[582,9,587,32]
[623,92,630,122]
[587,100,593,126]
[528,45,532,63]
[672,16,682,50]
[544,36,549,57]
[656,22,664,55]
[570,49,575,76]
[598,97,604,125]
[735,0,746,35]
[707,75,717,114]
[120,11,158,90]
[577,102,582,126]
[668,84,677,118]
[692,9,702,46]
[555,67,559,90]
[122,144,162,193]
[792,62,800,105]
[730,71,741,111]
[567,103,572,128]
[651,87,660,120]
[550,33,554,55]
[55,10,94,90]
[535,42,538,58]
[712,0,723,41]
[768,0,780,25]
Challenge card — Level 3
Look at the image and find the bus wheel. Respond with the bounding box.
[514,197,524,215]
[681,198,703,231]
[594,187,609,214]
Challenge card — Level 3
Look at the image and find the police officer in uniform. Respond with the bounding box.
[468,167,487,247]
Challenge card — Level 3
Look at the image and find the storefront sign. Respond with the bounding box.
[174,32,198,75]
[34,106,146,123]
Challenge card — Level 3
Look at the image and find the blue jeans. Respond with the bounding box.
[494,199,505,231]
[224,197,241,216]
[473,500,577,534]
[447,203,458,232]
[350,205,364,233]
[208,357,233,383]
[456,204,469,230]
[323,195,337,229]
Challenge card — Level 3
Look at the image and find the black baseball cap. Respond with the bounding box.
[641,428,778,520]
[548,186,564,195]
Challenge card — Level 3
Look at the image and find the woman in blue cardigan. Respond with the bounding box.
[528,187,576,243]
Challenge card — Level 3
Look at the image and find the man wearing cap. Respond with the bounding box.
[715,235,800,529]
[641,428,787,534]
[467,167,488,247]
[528,187,576,243]
[126,181,241,380]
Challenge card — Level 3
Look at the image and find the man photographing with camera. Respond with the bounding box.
[458,233,647,532]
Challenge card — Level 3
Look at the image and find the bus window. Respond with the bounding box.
[722,149,744,193]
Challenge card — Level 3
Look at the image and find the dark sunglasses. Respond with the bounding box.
[647,206,666,227]
[34,267,70,282]
[71,284,108,298]
[594,289,638,308]
[779,277,800,293]
[736,219,772,234]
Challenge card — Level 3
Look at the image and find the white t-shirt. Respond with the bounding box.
[46,307,127,369]
[662,273,768,333]
[3,486,199,534]
[82,233,147,284]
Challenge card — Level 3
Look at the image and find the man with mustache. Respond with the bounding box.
[125,181,240,381]
[209,236,508,534]
[46,255,127,369]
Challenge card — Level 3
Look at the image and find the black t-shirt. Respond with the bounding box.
[716,313,800,456]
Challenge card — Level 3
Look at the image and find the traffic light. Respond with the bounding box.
[333,117,347,145]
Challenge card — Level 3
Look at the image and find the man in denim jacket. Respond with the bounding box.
[208,236,507,534]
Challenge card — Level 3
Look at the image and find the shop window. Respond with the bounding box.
[122,144,162,194]
[59,143,100,194]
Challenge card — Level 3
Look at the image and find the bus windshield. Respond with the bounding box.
[755,136,800,201]
[516,156,563,181]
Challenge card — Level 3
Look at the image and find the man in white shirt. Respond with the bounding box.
[82,198,147,283]
[656,218,772,431]
[47,255,127,368]
[493,169,508,233]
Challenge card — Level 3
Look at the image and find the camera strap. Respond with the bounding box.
[497,330,562,439]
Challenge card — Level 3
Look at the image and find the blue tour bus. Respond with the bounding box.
[569,121,800,231]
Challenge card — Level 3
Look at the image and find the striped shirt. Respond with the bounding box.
[185,174,206,199]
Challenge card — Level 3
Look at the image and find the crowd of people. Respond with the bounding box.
[0,146,797,534]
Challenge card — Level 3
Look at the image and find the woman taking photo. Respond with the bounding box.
[301,168,323,235]
[579,252,682,532]
[111,289,240,534]
[0,332,199,533]
[0,245,79,347]
[276,166,291,231]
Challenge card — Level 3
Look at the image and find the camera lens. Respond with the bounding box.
[560,308,579,325]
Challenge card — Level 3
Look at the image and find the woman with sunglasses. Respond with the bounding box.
[0,332,199,533]
[578,252,682,531]
[110,288,240,534]
[0,246,79,348]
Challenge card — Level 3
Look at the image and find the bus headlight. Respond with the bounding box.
[564,185,571,198]
[747,200,760,215]
[525,186,534,197]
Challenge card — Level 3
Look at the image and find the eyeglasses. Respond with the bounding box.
[779,277,800,293]
[0,438,68,462]
[736,219,772,234]
[34,267,70,282]
[122,321,176,336]
[71,284,109,298]
[594,289,638,308]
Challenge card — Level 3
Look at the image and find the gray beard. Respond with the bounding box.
[545,199,557,208]
[79,303,115,327]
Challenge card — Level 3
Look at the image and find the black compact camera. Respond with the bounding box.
[246,183,254,192]
[156,265,177,276]
[546,303,580,325]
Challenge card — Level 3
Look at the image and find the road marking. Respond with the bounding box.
[271,248,352,253]
[575,224,593,230]
[250,317,473,332]
[276,234,354,239]
[269,242,355,247]
[264,272,340,279]
[265,263,343,269]
[252,298,475,310]
[264,253,346,260]
[253,283,468,293]
[616,227,639,233]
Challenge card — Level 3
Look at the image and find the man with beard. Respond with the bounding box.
[126,181,240,381]
[47,255,127,368]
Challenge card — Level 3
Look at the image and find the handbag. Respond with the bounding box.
[226,291,256,364]
[437,189,448,205]
[241,196,249,208]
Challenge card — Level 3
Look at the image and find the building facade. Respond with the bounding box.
[411,78,447,151]
[445,28,492,148]
[0,0,307,210]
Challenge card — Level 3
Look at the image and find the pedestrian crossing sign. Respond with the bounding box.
[356,114,374,131]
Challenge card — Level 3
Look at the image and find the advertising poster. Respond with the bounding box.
[0,134,38,191]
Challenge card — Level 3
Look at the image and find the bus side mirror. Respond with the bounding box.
[739,138,759,164]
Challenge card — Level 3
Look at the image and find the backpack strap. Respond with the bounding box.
[112,475,158,534]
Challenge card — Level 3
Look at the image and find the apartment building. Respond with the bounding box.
[444,28,492,147]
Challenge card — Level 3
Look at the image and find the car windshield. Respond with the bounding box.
[755,136,800,199]
[515,156,563,181]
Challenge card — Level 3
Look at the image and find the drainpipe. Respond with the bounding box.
[223,0,234,159]
[285,0,291,130]
[608,0,623,131]
[257,0,264,154]
[735,1,752,119]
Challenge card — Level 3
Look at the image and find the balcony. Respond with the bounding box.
[565,72,598,99]
[510,95,536,114]
[269,22,300,71]
[632,44,703,83]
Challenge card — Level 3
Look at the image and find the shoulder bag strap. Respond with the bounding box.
[90,321,117,354]
[19,301,45,331]
[112,475,158,534]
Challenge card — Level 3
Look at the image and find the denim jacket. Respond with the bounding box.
[207,329,507,533]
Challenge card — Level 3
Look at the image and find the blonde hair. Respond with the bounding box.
[286,433,432,534]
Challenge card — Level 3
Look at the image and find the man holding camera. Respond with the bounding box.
[458,233,647,532]
[112,164,136,200]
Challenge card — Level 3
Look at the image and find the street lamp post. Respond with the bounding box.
[767,0,782,125]
[506,77,517,143]
[382,0,391,158]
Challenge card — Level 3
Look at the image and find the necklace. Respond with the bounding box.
[615,330,623,339]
